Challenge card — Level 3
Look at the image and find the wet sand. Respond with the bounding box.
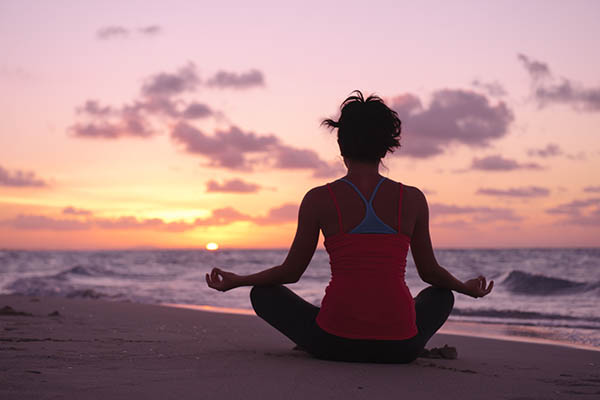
[1,294,599,399]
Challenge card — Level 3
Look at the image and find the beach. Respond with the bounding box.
[1,295,599,399]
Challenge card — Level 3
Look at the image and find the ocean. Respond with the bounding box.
[1,248,599,348]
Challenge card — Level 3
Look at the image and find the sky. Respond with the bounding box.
[1,0,599,249]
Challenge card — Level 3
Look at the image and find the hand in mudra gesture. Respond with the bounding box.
[205,268,242,292]
[462,276,494,298]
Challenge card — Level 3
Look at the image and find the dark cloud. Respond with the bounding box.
[71,64,212,139]
[182,102,213,119]
[546,198,600,215]
[69,108,154,139]
[535,81,600,111]
[470,155,543,171]
[138,25,161,35]
[429,203,522,222]
[70,64,337,177]
[0,165,48,188]
[527,143,563,158]
[77,100,114,117]
[206,178,261,193]
[206,69,265,89]
[171,123,276,169]
[171,122,342,177]
[546,197,600,226]
[584,186,600,193]
[476,186,550,198]
[97,25,162,40]
[271,145,345,178]
[518,53,600,112]
[141,63,200,98]
[471,80,507,97]
[97,26,129,40]
[390,89,513,158]
[517,53,551,81]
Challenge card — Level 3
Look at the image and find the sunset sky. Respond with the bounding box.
[1,0,599,249]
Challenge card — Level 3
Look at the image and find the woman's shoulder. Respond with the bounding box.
[394,181,428,206]
[400,183,425,196]
[384,178,424,196]
[301,184,332,204]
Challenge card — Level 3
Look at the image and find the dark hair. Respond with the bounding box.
[322,90,401,162]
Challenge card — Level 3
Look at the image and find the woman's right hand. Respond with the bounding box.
[205,267,243,292]
[462,276,494,298]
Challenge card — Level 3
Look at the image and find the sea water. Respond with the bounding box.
[1,248,599,348]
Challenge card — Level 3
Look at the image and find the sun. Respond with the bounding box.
[205,242,219,251]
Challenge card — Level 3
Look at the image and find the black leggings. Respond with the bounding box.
[250,285,454,363]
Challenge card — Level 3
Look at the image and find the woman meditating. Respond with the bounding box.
[205,91,493,363]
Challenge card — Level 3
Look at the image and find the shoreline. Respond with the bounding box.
[162,302,600,352]
[2,294,600,399]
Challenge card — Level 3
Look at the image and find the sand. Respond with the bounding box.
[1,295,599,399]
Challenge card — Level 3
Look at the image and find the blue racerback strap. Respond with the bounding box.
[339,177,398,234]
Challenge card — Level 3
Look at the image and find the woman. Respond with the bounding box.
[205,91,493,363]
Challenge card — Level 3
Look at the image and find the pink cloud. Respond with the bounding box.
[584,186,600,193]
[171,122,342,177]
[0,165,48,188]
[62,206,93,216]
[430,203,522,222]
[4,215,91,230]
[171,123,276,169]
[527,143,563,158]
[471,80,507,97]
[96,26,129,40]
[517,54,551,81]
[546,197,600,226]
[70,64,215,139]
[254,203,298,225]
[389,89,513,158]
[206,69,265,89]
[206,178,261,193]
[141,63,200,98]
[182,102,213,119]
[97,25,162,40]
[94,216,192,232]
[470,155,543,171]
[138,25,161,36]
[476,186,550,198]
[518,53,600,112]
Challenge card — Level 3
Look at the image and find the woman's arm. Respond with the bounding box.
[206,188,321,292]
[410,188,493,298]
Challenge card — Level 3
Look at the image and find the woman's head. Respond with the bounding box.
[322,90,401,163]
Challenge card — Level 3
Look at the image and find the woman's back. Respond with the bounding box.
[315,174,419,340]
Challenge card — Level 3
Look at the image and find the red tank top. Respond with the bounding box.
[315,181,418,340]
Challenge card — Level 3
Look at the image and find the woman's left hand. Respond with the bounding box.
[205,267,242,292]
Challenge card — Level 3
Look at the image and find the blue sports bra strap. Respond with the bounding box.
[368,177,387,205]
[339,178,368,205]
